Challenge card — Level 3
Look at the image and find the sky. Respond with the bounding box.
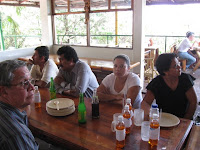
[145,4,200,36]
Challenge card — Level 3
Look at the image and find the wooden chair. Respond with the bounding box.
[170,45,186,71]
[144,52,158,83]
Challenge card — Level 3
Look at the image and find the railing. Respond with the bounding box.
[1,34,199,52]
[56,34,199,52]
[146,35,200,53]
[56,34,132,48]
[0,35,41,51]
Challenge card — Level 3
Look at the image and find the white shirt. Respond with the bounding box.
[30,59,59,83]
[102,72,142,108]
[178,38,192,53]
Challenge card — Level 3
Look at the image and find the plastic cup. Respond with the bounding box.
[141,121,150,141]
[134,109,144,126]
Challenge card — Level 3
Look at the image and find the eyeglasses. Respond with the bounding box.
[10,79,33,89]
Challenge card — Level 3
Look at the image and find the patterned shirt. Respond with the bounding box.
[55,60,99,98]
[0,101,38,150]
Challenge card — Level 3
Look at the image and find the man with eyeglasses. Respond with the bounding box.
[0,60,38,149]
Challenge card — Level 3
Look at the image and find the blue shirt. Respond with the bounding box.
[0,101,38,150]
[55,60,99,98]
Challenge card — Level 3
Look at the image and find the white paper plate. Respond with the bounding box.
[46,98,75,116]
[46,98,74,110]
[46,106,75,116]
[160,112,180,127]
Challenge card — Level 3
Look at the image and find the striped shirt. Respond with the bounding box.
[0,101,38,150]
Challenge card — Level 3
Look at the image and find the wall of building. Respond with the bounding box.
[0,47,34,62]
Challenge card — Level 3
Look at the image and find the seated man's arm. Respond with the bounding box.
[97,83,123,101]
[38,61,59,88]
[63,70,90,97]
[54,74,66,94]
[30,65,47,87]
[185,87,197,119]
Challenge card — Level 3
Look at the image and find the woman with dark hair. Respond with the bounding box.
[97,54,142,108]
[141,53,197,119]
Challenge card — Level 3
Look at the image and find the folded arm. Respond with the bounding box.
[97,83,123,101]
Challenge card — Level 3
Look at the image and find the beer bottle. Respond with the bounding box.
[148,104,160,147]
[123,105,131,134]
[116,115,125,149]
[78,93,86,124]
[49,77,56,100]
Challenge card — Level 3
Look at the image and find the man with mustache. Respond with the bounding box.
[54,46,99,98]
[29,46,59,87]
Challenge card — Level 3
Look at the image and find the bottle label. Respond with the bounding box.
[116,129,125,141]
[34,94,41,103]
[78,111,86,122]
[149,127,160,140]
[50,92,56,100]
[123,118,131,127]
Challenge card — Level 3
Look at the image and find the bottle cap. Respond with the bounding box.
[124,105,129,110]
[152,104,158,108]
[126,98,131,103]
[34,86,38,90]
[118,115,123,122]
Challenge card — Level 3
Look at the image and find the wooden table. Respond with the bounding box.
[28,88,193,150]
[18,54,140,72]
[185,125,200,150]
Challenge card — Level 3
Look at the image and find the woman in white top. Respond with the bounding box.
[97,54,142,108]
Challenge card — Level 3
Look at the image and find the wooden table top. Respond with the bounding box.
[18,55,140,72]
[28,88,193,150]
[185,125,200,150]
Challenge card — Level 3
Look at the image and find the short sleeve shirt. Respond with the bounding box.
[178,38,192,53]
[146,73,195,118]
[30,59,59,83]
[102,72,142,108]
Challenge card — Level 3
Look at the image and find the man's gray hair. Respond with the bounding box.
[114,54,130,67]
[0,60,26,86]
